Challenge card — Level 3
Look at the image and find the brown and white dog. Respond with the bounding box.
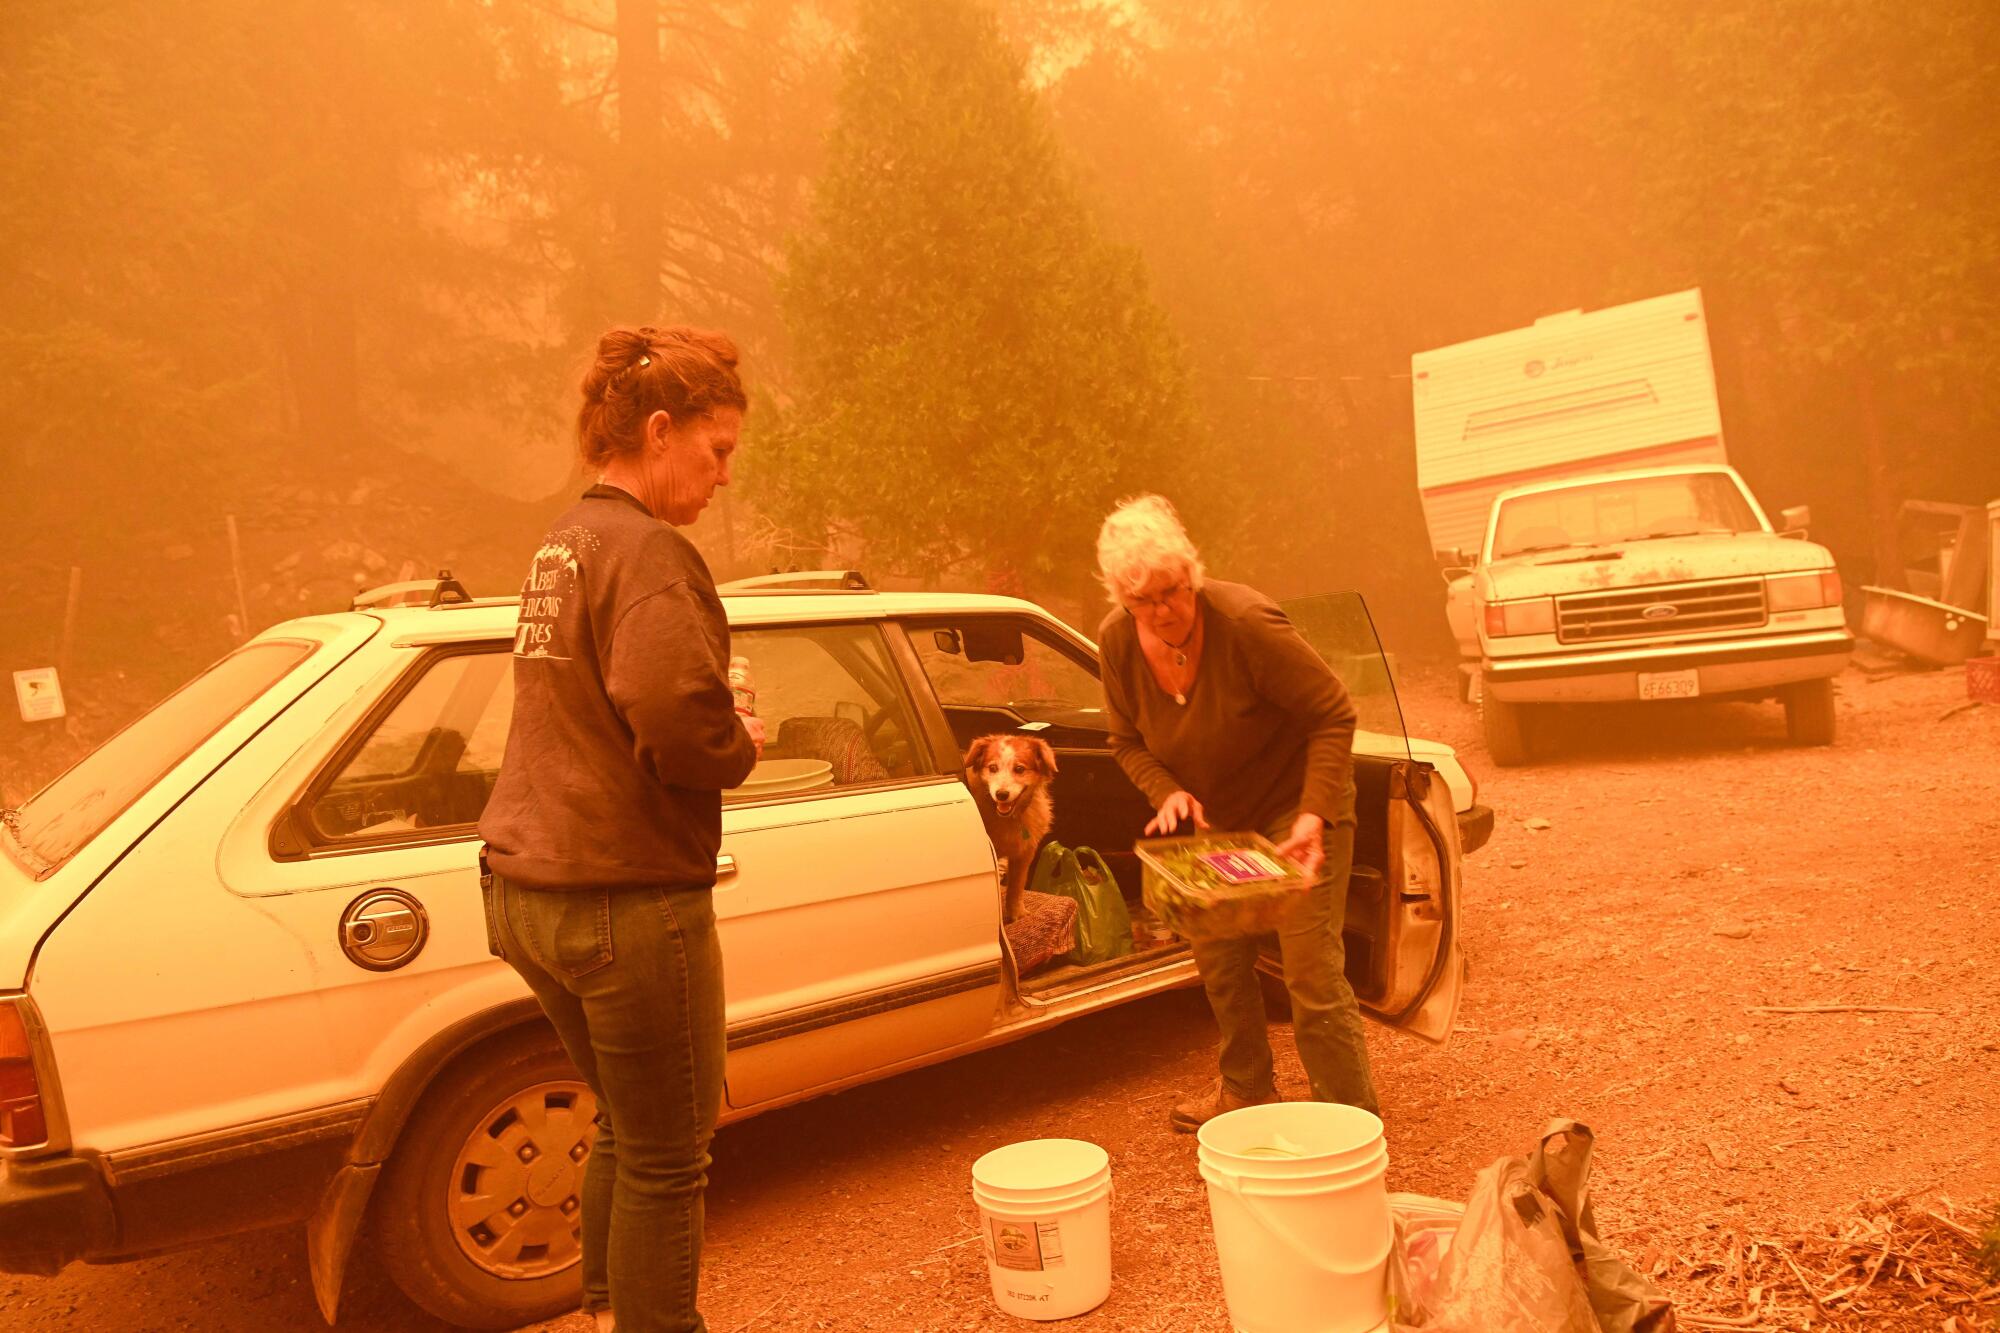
[963,734,1057,922]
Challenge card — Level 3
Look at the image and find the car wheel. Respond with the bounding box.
[1783,677,1836,746]
[1481,694,1531,767]
[374,1036,596,1330]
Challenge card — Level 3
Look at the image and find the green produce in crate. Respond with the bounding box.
[1137,833,1311,940]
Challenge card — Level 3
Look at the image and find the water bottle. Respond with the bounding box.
[727,656,756,716]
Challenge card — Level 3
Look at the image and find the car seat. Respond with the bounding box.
[770,715,889,786]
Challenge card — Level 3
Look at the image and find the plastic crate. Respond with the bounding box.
[1135,832,1311,940]
[1969,655,2000,705]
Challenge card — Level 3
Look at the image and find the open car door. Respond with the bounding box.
[1276,592,1465,1044]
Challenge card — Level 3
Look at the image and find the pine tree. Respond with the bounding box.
[760,0,1212,598]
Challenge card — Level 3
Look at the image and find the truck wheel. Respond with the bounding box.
[373,1036,596,1330]
[1482,694,1531,767]
[1784,678,1836,746]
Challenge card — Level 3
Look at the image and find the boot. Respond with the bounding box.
[1169,1077,1279,1132]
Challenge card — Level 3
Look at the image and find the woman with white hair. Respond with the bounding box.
[1094,494,1379,1130]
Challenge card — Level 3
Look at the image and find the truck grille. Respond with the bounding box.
[1556,579,1768,644]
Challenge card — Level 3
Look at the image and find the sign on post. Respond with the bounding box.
[13,668,66,723]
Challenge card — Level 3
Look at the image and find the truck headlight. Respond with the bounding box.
[1766,570,1843,612]
[1482,597,1556,638]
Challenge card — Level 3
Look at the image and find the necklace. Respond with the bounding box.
[1160,623,1199,705]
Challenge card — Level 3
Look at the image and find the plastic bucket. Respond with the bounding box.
[971,1139,1113,1320]
[1197,1103,1392,1333]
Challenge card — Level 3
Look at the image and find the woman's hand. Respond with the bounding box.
[1275,812,1325,877]
[1145,790,1209,836]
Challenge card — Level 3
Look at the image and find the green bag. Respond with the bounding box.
[1028,840,1136,966]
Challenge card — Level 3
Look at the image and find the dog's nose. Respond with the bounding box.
[995,790,1014,802]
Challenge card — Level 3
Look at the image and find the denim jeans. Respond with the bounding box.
[484,871,727,1333]
[1188,819,1380,1115]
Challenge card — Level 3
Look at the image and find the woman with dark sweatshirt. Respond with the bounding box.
[479,326,761,1333]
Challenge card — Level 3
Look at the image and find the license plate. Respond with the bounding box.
[1637,669,1700,700]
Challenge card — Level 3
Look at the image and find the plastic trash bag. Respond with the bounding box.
[1029,841,1135,965]
[1389,1120,1676,1333]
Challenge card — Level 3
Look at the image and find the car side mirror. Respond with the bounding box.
[1779,505,1812,537]
[1435,547,1471,570]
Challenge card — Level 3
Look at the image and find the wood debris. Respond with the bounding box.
[1665,1196,1998,1331]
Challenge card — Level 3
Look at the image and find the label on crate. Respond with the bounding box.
[1195,849,1291,884]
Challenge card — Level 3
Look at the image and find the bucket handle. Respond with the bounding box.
[1216,1174,1390,1275]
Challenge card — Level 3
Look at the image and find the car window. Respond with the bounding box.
[1277,592,1411,759]
[1490,472,1760,558]
[728,624,923,795]
[905,617,1105,732]
[4,640,317,874]
[307,650,511,842]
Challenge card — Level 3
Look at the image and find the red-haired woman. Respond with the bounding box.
[480,326,762,1333]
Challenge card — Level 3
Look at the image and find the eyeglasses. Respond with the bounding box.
[1125,583,1189,614]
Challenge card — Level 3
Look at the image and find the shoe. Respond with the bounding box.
[1169,1078,1279,1132]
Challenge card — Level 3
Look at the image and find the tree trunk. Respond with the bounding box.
[614,0,663,317]
[1855,366,1904,590]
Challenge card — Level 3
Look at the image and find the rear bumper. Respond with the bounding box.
[0,1153,117,1275]
[1484,630,1853,703]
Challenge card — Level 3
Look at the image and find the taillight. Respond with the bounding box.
[0,1000,48,1148]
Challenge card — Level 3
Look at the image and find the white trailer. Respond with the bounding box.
[1412,288,1727,560]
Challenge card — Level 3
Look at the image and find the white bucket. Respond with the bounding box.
[1197,1103,1392,1333]
[970,1139,1113,1320]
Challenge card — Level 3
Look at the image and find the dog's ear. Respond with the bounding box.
[1029,736,1058,776]
[962,735,994,773]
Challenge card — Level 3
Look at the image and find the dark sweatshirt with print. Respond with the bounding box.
[479,485,758,891]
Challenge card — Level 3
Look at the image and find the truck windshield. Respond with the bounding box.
[2,640,315,877]
[1491,472,1760,559]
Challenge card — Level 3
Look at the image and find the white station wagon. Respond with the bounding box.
[0,575,1485,1328]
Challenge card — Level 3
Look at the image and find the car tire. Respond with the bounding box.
[1783,677,1836,746]
[1482,694,1531,767]
[373,1035,596,1330]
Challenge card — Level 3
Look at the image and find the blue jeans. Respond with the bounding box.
[484,871,727,1333]
[1189,820,1380,1115]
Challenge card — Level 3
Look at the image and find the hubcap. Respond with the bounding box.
[447,1079,598,1280]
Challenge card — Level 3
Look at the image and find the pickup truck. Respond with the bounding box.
[1442,462,1853,764]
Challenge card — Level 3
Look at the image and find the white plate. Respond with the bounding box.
[1636,668,1699,700]
[725,758,833,800]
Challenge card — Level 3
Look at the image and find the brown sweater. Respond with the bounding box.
[1098,581,1357,832]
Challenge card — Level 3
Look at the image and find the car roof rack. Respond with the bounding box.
[716,569,871,593]
[352,568,475,611]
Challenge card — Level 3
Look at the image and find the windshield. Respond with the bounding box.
[3,640,315,875]
[1490,472,1761,559]
[1277,592,1409,758]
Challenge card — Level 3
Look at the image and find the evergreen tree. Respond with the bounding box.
[762,0,1212,598]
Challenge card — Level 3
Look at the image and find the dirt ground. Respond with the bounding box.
[3,662,1997,1332]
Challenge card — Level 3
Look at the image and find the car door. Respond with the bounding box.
[1280,591,1463,1042]
[715,620,1002,1109]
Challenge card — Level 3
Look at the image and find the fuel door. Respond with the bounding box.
[339,888,430,971]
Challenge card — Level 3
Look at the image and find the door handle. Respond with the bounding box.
[715,853,738,880]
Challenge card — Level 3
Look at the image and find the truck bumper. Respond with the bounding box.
[1483,630,1853,704]
[0,1153,118,1275]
